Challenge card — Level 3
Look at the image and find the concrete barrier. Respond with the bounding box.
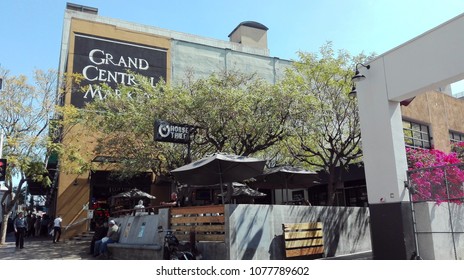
[106,204,371,260]
[107,214,163,260]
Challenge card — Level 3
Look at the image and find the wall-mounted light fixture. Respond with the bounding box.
[351,63,371,82]
[348,85,357,98]
[349,63,371,97]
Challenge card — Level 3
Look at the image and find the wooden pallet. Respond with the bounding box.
[282,222,324,258]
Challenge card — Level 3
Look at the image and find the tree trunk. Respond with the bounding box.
[327,169,336,206]
[0,212,12,245]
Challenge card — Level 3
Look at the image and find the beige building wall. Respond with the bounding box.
[58,17,171,238]
[401,90,464,152]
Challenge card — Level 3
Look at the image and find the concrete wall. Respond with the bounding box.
[171,40,292,85]
[227,204,371,260]
[110,205,371,260]
[115,214,160,244]
[414,202,464,260]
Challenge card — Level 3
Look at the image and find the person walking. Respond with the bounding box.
[52,214,63,243]
[13,212,28,249]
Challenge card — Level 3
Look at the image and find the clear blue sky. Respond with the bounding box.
[1,0,464,79]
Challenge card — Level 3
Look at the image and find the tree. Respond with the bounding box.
[0,68,59,244]
[283,43,369,205]
[63,70,298,181]
[407,147,464,204]
[181,70,300,157]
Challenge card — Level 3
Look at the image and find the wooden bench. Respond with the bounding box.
[282,222,324,258]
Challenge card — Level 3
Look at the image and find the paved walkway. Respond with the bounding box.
[0,232,93,260]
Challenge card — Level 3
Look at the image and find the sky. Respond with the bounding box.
[1,0,464,89]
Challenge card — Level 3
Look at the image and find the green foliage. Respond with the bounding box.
[282,42,371,205]
[62,69,299,179]
[0,67,60,244]
[183,70,300,156]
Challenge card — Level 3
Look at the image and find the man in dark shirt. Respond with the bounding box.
[14,212,28,249]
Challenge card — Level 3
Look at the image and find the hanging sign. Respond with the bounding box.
[154,119,191,144]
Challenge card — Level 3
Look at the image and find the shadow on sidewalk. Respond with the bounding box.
[0,232,93,260]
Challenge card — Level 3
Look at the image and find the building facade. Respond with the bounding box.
[52,4,464,238]
[54,4,292,237]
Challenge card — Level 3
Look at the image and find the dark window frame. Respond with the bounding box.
[403,119,431,149]
[449,130,464,144]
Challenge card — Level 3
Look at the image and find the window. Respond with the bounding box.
[449,131,464,144]
[403,120,431,149]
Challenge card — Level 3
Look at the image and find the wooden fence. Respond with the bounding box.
[169,205,225,242]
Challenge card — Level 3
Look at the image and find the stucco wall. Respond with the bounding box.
[227,204,371,260]
[401,90,464,152]
[414,201,464,260]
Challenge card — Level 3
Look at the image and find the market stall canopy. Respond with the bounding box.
[170,153,266,186]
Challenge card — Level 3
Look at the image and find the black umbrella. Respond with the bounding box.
[254,165,319,203]
[111,188,156,200]
[170,153,266,203]
[217,183,267,198]
[110,188,156,207]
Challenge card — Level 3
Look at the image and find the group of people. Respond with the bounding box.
[10,192,179,256]
[88,192,179,259]
[12,212,63,249]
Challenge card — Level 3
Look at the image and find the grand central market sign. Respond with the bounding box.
[154,120,192,144]
[71,34,167,108]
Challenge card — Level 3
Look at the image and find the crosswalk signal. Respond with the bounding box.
[0,159,7,181]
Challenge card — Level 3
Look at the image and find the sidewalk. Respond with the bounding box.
[0,232,93,260]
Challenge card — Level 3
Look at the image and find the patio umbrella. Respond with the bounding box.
[110,188,156,207]
[254,165,319,203]
[217,183,267,198]
[170,153,266,203]
[111,188,156,200]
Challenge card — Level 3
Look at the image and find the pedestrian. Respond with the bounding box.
[53,214,63,243]
[94,220,119,259]
[26,214,33,237]
[34,215,41,237]
[13,212,28,249]
[40,214,50,236]
[89,220,107,255]
[28,214,36,237]
[134,199,145,215]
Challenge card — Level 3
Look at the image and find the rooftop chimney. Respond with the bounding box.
[228,21,268,49]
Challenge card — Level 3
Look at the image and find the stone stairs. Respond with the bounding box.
[67,231,94,244]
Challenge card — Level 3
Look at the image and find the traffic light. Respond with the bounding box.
[0,159,7,181]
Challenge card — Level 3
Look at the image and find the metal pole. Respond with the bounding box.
[0,130,4,158]
[444,167,458,260]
